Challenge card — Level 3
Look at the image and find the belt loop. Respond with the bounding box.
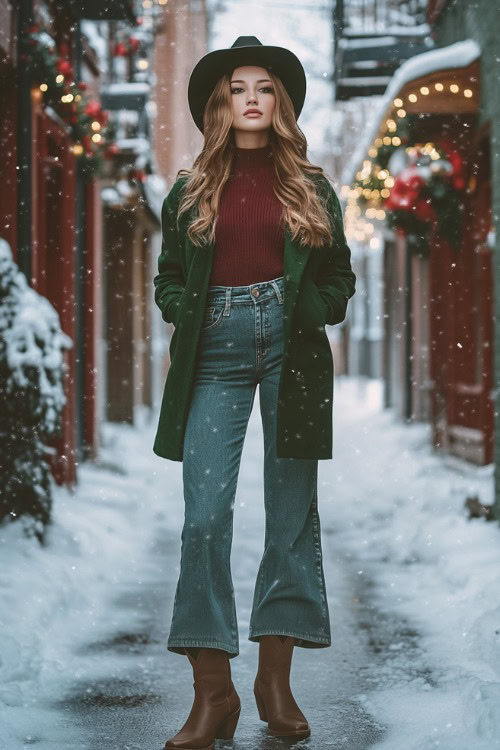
[270,278,284,305]
[223,286,231,316]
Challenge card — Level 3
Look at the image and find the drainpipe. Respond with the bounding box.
[404,241,413,421]
[16,0,34,282]
[73,21,85,460]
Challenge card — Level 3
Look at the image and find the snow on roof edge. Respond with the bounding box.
[341,38,481,187]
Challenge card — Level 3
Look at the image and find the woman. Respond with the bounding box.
[154,36,356,750]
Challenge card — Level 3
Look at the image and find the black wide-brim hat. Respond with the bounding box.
[188,36,306,134]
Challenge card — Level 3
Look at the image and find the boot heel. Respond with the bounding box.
[254,684,268,722]
[215,705,241,740]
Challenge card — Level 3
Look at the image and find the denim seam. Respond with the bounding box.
[248,629,331,644]
[168,637,239,652]
[311,472,329,627]
[228,384,257,639]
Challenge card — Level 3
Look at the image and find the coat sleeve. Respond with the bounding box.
[153,179,187,326]
[316,179,357,326]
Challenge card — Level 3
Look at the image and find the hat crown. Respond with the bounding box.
[231,36,263,49]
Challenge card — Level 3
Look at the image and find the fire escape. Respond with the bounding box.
[333,0,434,100]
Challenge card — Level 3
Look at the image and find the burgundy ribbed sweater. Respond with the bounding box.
[209,142,285,286]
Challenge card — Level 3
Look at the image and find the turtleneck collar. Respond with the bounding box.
[233,142,273,169]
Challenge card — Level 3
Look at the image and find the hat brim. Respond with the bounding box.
[188,44,306,134]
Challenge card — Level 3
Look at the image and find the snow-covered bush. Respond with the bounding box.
[0,239,72,539]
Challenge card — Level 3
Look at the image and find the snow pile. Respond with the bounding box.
[0,239,72,533]
[330,378,500,749]
[0,421,181,748]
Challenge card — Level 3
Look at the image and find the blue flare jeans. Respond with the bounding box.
[167,274,332,658]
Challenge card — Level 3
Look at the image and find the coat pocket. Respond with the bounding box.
[311,283,329,327]
[167,289,186,327]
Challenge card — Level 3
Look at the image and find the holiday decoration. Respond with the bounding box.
[384,144,465,251]
[21,26,116,179]
[113,34,142,57]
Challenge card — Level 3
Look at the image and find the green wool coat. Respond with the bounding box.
[152,173,356,462]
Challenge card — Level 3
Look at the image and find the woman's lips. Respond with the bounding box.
[244,112,262,117]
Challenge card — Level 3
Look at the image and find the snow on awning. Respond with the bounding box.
[342,39,481,187]
[101,82,150,112]
[142,174,168,223]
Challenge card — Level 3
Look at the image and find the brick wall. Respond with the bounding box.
[153,0,209,186]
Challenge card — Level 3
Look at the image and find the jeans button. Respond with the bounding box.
[252,288,260,297]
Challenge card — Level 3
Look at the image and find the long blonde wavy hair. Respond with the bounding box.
[175,69,335,249]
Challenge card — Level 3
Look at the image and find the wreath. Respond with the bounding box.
[384,142,466,251]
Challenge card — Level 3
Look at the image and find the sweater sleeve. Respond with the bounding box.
[315,178,357,326]
[153,178,187,326]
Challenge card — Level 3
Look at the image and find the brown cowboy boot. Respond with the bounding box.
[253,635,310,738]
[164,647,241,750]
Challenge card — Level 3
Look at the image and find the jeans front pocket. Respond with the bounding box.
[201,304,225,332]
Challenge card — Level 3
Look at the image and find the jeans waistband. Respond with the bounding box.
[206,275,284,305]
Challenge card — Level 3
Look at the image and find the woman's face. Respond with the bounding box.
[230,65,276,137]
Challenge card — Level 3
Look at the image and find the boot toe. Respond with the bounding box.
[268,715,310,738]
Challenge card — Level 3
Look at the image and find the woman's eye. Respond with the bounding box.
[230,87,274,94]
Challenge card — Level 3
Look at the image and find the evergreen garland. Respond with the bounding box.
[20,25,113,179]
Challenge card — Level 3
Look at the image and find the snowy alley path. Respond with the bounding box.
[1,376,500,750]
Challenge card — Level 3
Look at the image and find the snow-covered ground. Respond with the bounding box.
[1,375,499,749]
